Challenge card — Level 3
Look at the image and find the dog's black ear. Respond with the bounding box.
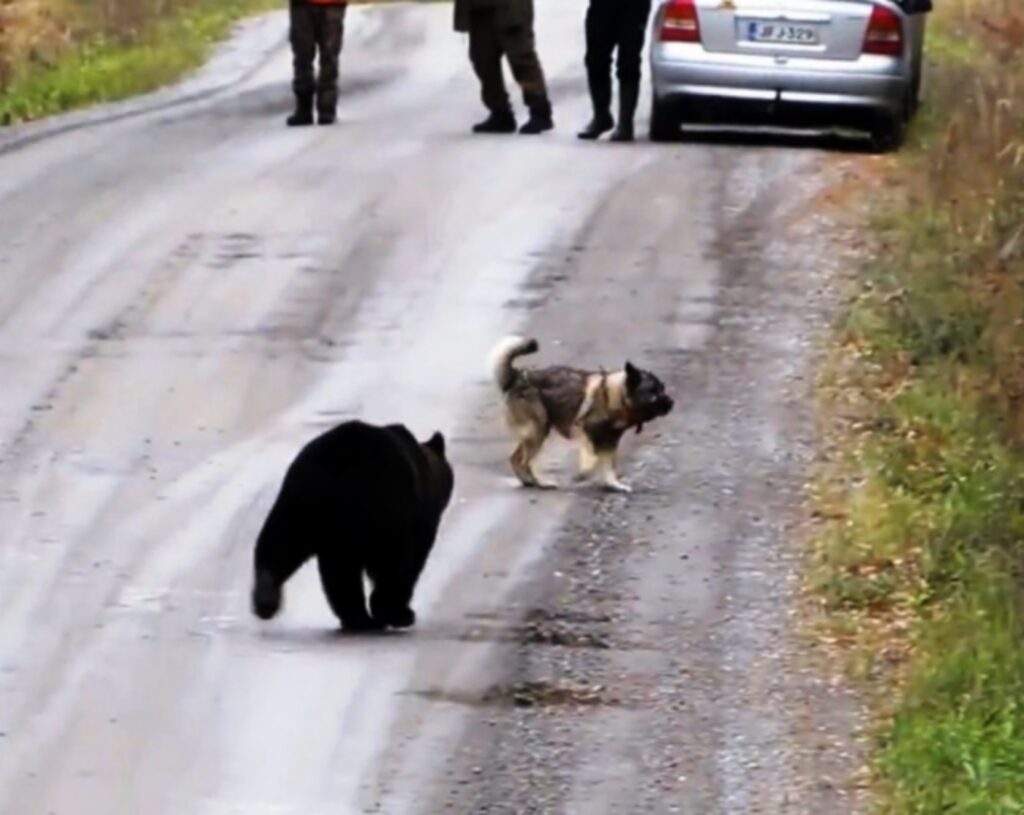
[425,431,446,458]
[625,361,641,389]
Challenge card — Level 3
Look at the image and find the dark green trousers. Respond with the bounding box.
[290,2,347,113]
[468,7,550,114]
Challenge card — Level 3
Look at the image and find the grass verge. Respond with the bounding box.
[0,0,439,126]
[810,1,1024,813]
[0,0,282,125]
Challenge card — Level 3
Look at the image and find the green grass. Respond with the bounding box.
[811,1,1024,811]
[819,254,1024,815]
[881,568,1024,815]
[0,0,276,125]
[846,281,1024,815]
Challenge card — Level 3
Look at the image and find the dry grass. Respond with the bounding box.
[1,0,190,83]
[0,0,71,87]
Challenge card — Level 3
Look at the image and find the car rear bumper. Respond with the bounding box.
[650,44,908,116]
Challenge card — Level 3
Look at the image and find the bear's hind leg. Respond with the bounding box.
[251,496,317,620]
[367,530,419,630]
[317,552,380,632]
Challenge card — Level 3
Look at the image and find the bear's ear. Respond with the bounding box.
[425,431,446,458]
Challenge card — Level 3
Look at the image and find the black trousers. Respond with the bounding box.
[584,0,652,95]
[290,2,347,111]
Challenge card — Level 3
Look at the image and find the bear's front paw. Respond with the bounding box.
[340,613,384,633]
[372,605,416,629]
[251,570,282,620]
[386,606,416,629]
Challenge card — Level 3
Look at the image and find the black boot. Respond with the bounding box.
[578,111,614,140]
[578,72,614,140]
[317,88,338,126]
[286,93,314,127]
[609,80,640,142]
[519,99,554,135]
[473,109,517,134]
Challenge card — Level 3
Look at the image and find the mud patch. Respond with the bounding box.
[455,608,649,650]
[88,319,127,341]
[503,257,573,311]
[518,608,613,649]
[412,679,624,710]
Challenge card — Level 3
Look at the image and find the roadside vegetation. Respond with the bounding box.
[0,0,281,124]
[0,0,446,126]
[811,1,1024,812]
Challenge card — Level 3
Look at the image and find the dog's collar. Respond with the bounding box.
[619,407,645,434]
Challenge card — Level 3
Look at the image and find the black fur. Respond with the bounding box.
[250,420,454,631]
[587,420,626,452]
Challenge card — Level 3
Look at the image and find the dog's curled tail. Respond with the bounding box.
[488,335,539,392]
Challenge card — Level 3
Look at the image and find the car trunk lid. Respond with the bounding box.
[693,0,878,61]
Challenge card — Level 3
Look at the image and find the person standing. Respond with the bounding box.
[577,0,653,142]
[454,0,554,135]
[287,0,347,127]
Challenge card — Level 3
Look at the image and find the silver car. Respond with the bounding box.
[647,0,931,150]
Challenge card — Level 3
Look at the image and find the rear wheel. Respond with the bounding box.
[869,104,908,153]
[649,97,680,143]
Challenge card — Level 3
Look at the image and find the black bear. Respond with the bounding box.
[250,420,454,631]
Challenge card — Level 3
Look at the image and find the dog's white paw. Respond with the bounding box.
[602,479,633,494]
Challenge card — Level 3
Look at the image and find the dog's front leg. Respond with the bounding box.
[573,434,599,483]
[595,448,632,494]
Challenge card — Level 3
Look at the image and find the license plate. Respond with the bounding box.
[743,20,820,45]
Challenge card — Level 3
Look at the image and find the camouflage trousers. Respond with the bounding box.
[290,2,347,112]
[467,7,550,114]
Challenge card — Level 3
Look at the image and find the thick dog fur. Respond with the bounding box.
[250,420,454,631]
[488,335,674,492]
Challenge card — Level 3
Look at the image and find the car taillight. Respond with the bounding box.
[660,0,701,43]
[863,4,903,56]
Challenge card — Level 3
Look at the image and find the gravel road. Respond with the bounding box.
[0,3,864,813]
